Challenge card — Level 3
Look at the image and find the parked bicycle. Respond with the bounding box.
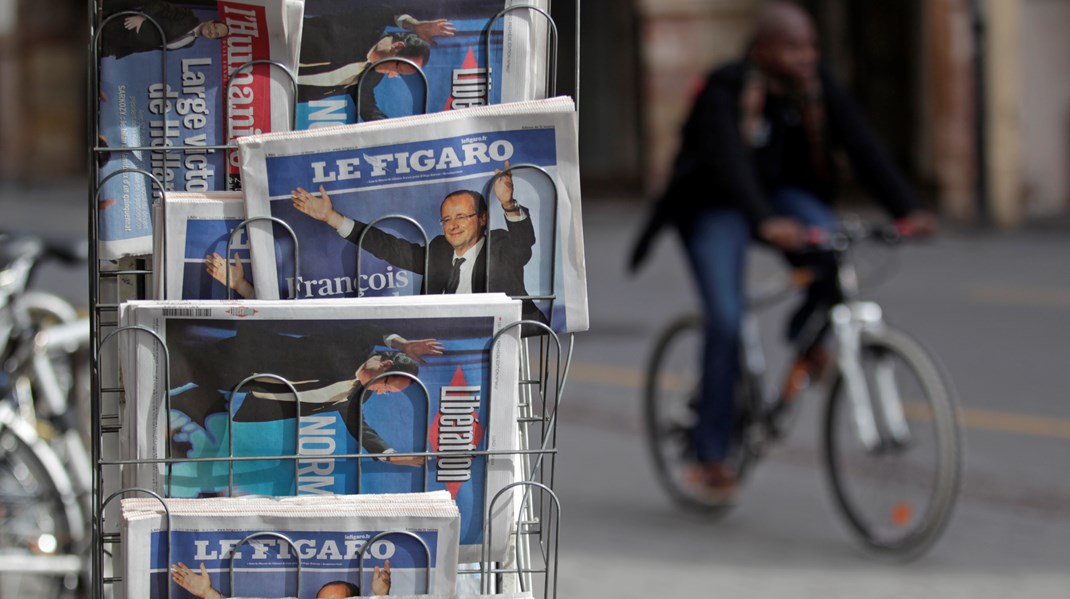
[643,219,962,559]
[0,231,93,597]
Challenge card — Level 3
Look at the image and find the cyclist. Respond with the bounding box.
[629,0,937,502]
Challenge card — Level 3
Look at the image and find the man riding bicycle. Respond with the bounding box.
[630,0,937,503]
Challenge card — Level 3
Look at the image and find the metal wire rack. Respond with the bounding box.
[87,2,580,598]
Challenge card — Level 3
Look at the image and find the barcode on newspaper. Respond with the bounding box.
[162,308,212,317]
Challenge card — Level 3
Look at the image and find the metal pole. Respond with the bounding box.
[970,0,991,226]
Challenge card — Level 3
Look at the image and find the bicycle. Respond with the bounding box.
[643,219,963,559]
[0,231,94,597]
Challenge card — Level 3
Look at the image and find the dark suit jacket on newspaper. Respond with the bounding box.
[345,206,550,326]
[101,0,200,59]
[296,4,401,122]
[168,324,396,453]
[233,379,390,455]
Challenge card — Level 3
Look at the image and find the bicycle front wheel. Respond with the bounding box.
[0,416,80,598]
[823,326,962,559]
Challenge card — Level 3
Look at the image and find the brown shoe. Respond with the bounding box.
[687,461,738,504]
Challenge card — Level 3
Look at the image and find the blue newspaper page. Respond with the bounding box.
[239,97,588,333]
[155,192,257,299]
[121,296,522,560]
[295,0,548,129]
[123,504,458,598]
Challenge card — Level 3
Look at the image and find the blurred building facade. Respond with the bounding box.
[0,0,85,182]
[626,0,1070,227]
[2,1,1068,229]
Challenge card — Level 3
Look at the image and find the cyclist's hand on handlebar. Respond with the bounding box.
[758,217,807,251]
[897,210,939,238]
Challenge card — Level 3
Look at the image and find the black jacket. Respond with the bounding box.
[169,323,396,453]
[297,5,399,121]
[101,0,200,58]
[631,61,920,269]
[346,208,549,326]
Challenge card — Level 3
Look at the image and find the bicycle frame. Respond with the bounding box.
[738,230,915,452]
[830,241,914,452]
[0,235,93,579]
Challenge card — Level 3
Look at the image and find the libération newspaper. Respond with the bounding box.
[97,0,304,259]
[121,492,460,597]
[118,295,522,560]
[295,0,549,129]
[238,96,588,334]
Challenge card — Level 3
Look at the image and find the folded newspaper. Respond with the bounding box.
[119,295,522,560]
[239,96,587,334]
[97,0,304,259]
[295,0,549,129]
[121,492,460,597]
[152,191,251,299]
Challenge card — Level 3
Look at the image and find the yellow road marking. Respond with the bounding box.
[568,362,1070,441]
[971,287,1070,310]
[957,407,1070,440]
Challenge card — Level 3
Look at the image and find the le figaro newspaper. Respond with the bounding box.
[122,492,460,597]
[119,295,522,561]
[238,96,588,334]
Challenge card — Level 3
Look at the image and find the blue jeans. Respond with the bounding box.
[680,188,835,462]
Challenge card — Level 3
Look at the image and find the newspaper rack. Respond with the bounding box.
[88,3,580,598]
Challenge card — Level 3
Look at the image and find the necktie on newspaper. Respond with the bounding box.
[166,31,197,51]
[445,257,465,294]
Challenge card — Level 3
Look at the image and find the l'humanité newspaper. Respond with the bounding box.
[97,0,303,259]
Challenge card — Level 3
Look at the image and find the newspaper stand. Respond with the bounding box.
[87,2,579,598]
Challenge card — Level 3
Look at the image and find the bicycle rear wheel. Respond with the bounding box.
[643,315,755,514]
[823,326,962,559]
[0,415,80,598]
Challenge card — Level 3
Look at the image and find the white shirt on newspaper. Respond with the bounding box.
[336,212,528,294]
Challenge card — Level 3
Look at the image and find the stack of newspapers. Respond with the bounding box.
[100,2,577,598]
[121,492,460,597]
[97,0,552,258]
[118,295,523,564]
[151,95,587,334]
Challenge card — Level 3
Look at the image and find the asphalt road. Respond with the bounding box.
[3,184,1068,598]
[557,200,1070,598]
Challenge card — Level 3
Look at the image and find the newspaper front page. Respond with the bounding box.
[152,191,250,299]
[295,0,549,129]
[97,0,304,259]
[119,295,522,560]
[239,96,587,333]
[122,493,460,597]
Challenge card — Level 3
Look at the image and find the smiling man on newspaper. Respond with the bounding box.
[290,161,550,328]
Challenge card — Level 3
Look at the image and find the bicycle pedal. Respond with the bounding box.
[765,402,796,440]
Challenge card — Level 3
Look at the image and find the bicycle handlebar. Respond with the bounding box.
[802,219,928,253]
[0,231,88,268]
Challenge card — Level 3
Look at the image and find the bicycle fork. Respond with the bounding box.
[830,302,912,452]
